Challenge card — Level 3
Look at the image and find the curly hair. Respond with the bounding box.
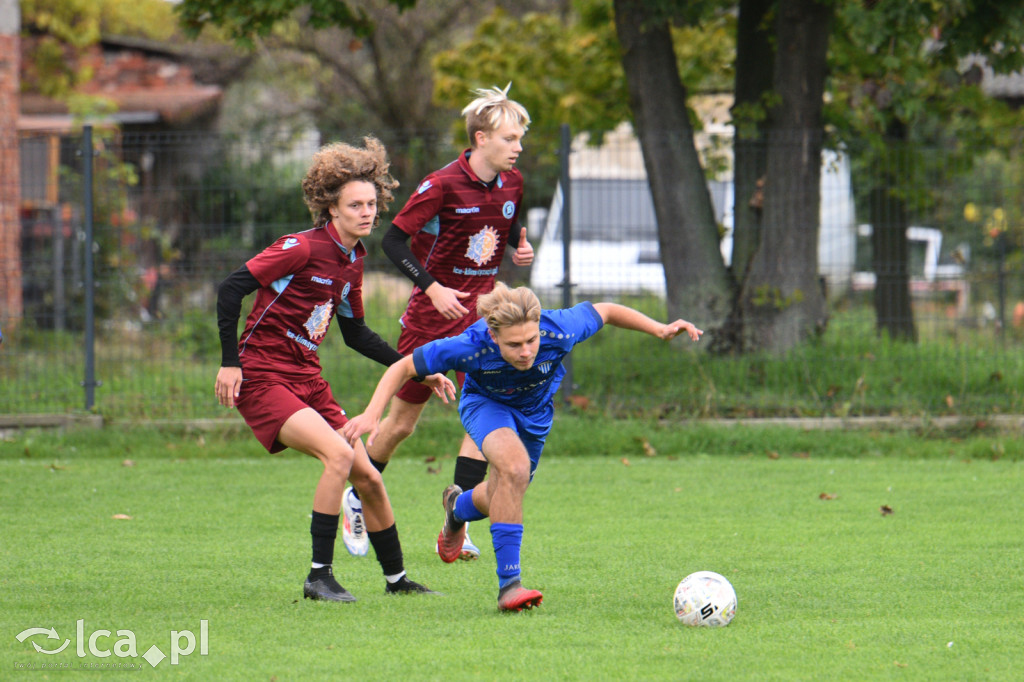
[301,136,399,226]
[476,281,541,331]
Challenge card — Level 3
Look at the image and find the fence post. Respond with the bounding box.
[559,123,574,402]
[997,231,1006,339]
[82,125,97,410]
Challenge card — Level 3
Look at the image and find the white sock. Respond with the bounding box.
[385,571,407,584]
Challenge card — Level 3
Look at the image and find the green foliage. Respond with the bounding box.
[434,6,627,139]
[21,0,180,98]
[750,284,805,310]
[181,145,310,253]
[175,0,417,44]
[430,1,734,210]
[48,128,142,330]
[432,1,735,144]
[830,0,1024,162]
[431,6,627,206]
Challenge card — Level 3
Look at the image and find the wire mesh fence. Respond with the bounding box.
[1,125,1022,420]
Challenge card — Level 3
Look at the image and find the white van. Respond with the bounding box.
[529,149,857,299]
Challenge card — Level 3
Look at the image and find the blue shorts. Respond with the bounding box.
[459,393,554,480]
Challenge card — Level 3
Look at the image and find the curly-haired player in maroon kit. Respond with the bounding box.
[215,137,454,602]
[340,85,534,562]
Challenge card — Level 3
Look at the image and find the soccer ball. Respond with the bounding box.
[673,571,737,627]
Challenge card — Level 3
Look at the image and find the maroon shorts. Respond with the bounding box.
[236,376,347,453]
[394,326,466,404]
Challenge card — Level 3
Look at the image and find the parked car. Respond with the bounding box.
[530,150,857,299]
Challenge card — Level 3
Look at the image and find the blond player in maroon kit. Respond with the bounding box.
[340,85,534,561]
[214,137,454,602]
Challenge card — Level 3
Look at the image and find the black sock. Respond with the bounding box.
[310,511,339,567]
[308,565,333,581]
[368,524,404,577]
[454,456,488,491]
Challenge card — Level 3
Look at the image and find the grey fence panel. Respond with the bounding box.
[1,127,1022,420]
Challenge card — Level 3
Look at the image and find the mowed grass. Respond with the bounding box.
[1,426,1022,680]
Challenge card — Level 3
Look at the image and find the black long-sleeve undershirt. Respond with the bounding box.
[216,264,403,368]
[217,265,260,367]
[336,316,403,367]
[381,224,436,291]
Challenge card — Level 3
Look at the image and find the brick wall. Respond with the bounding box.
[0,29,23,328]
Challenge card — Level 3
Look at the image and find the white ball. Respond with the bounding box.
[673,571,737,627]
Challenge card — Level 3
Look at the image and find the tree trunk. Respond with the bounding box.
[739,0,832,353]
[0,0,22,332]
[731,0,774,283]
[613,0,732,333]
[869,162,917,341]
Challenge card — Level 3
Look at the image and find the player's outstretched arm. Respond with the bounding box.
[343,356,455,445]
[592,302,703,342]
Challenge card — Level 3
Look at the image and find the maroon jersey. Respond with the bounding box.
[238,223,366,382]
[391,149,523,338]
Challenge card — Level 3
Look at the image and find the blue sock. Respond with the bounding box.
[490,523,523,588]
[454,489,487,523]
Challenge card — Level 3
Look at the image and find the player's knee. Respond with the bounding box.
[389,415,418,442]
[321,447,354,480]
[505,458,531,491]
[350,467,384,494]
[354,471,388,510]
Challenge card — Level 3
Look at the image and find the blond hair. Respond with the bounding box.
[461,83,531,148]
[477,282,541,331]
[301,136,399,226]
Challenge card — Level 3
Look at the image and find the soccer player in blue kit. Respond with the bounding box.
[343,282,703,611]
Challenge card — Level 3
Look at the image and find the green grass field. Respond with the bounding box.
[2,424,1022,680]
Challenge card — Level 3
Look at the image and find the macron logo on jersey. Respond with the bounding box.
[417,180,433,194]
[282,237,300,250]
[456,206,480,214]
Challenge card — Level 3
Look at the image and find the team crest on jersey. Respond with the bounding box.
[537,361,552,375]
[303,300,333,341]
[465,225,500,266]
[502,201,515,219]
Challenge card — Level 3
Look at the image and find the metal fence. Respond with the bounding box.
[1,125,1022,420]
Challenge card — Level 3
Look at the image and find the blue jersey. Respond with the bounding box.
[412,302,604,415]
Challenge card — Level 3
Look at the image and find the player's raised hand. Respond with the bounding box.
[425,281,471,319]
[660,320,703,342]
[511,226,534,266]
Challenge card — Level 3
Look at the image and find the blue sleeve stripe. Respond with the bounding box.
[412,347,431,377]
[581,300,604,327]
